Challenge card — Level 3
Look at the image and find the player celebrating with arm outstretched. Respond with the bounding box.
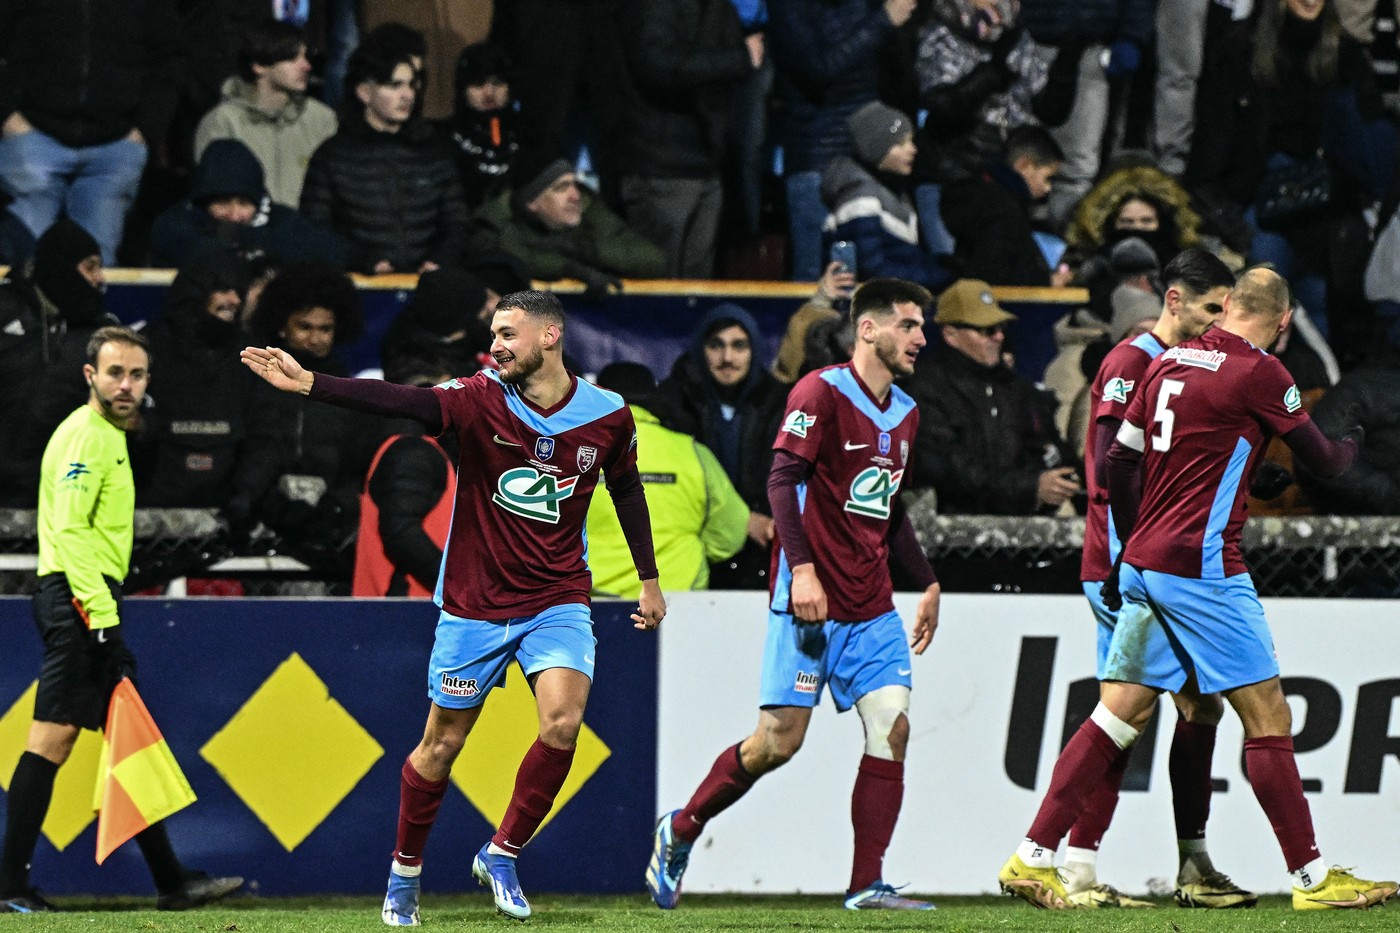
[646,279,942,912]
[243,290,665,924]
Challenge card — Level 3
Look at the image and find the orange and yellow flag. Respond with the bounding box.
[93,679,197,864]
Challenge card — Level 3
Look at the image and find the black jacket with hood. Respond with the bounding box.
[150,139,346,269]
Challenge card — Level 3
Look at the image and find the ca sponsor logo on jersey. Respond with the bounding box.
[1284,384,1302,413]
[439,674,479,698]
[435,378,465,390]
[535,437,555,461]
[1102,376,1135,404]
[782,409,816,438]
[794,671,819,694]
[577,445,598,472]
[493,467,579,523]
[845,466,904,519]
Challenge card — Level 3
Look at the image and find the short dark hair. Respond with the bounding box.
[596,361,656,407]
[1162,248,1234,297]
[248,263,363,344]
[344,43,418,108]
[361,22,427,62]
[237,19,305,83]
[850,278,932,325]
[86,325,151,368]
[497,289,565,329]
[1005,125,1064,167]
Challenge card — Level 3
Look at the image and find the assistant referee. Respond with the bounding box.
[0,325,241,914]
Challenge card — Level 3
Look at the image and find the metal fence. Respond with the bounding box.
[3,505,1398,599]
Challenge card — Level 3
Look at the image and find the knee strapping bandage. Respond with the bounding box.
[855,685,910,759]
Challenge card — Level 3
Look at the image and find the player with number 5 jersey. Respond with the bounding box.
[647,280,944,914]
[243,290,664,925]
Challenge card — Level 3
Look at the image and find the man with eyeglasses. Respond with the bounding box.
[904,279,1080,514]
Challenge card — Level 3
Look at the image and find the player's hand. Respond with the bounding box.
[633,577,666,631]
[1100,559,1123,613]
[789,563,827,623]
[911,581,940,655]
[241,346,313,394]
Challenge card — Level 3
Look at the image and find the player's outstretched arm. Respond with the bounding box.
[632,577,666,631]
[242,346,312,394]
[911,581,940,655]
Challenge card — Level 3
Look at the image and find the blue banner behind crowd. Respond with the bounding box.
[0,598,658,896]
[105,282,1073,384]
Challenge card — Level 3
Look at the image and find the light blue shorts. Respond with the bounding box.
[758,609,911,712]
[1082,578,1180,681]
[427,603,596,709]
[1104,565,1279,695]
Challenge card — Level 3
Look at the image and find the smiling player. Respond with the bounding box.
[646,279,943,912]
[243,290,663,925]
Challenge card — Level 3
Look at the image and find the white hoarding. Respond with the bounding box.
[658,592,1400,896]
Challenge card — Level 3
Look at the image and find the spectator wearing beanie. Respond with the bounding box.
[444,43,521,210]
[150,139,346,269]
[820,102,954,292]
[467,153,665,294]
[380,267,498,378]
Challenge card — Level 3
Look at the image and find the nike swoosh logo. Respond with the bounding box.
[493,434,522,447]
[116,458,126,464]
[583,654,595,665]
[1312,893,1372,907]
[897,668,912,676]
[844,441,868,450]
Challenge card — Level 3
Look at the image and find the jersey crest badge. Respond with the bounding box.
[535,437,555,461]
[1102,377,1135,404]
[493,468,579,523]
[878,432,891,455]
[1283,385,1302,413]
[900,440,909,466]
[782,409,816,438]
[577,445,598,472]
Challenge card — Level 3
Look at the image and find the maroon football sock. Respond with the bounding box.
[672,743,756,843]
[1066,744,1129,851]
[492,739,575,853]
[1170,719,1217,840]
[1243,735,1320,871]
[1026,720,1123,850]
[849,755,903,893]
[394,757,450,867]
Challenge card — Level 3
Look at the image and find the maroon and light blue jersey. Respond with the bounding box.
[1081,332,1166,582]
[431,369,637,619]
[1118,328,1308,579]
[770,364,919,622]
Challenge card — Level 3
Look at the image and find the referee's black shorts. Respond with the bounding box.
[32,574,137,731]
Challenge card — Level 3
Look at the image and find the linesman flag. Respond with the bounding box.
[93,678,197,864]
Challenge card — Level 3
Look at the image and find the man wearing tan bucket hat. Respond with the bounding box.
[903,279,1081,514]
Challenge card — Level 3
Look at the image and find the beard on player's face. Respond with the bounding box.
[498,341,545,384]
[874,332,915,377]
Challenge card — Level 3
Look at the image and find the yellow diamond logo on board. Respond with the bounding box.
[201,653,383,851]
[452,666,610,830]
[0,682,104,851]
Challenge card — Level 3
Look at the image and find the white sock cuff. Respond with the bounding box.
[1064,846,1098,867]
[1292,857,1328,890]
[1090,703,1140,750]
[391,860,422,877]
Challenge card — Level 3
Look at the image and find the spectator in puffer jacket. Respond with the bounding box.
[300,43,469,274]
[150,139,346,269]
[820,102,954,291]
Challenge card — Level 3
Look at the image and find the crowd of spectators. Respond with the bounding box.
[3,0,1398,591]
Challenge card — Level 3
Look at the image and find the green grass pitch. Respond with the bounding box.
[8,893,1400,932]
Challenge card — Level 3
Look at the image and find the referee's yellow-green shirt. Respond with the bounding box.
[37,405,134,630]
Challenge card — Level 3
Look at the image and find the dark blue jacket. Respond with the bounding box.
[1019,0,1155,48]
[767,0,896,173]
